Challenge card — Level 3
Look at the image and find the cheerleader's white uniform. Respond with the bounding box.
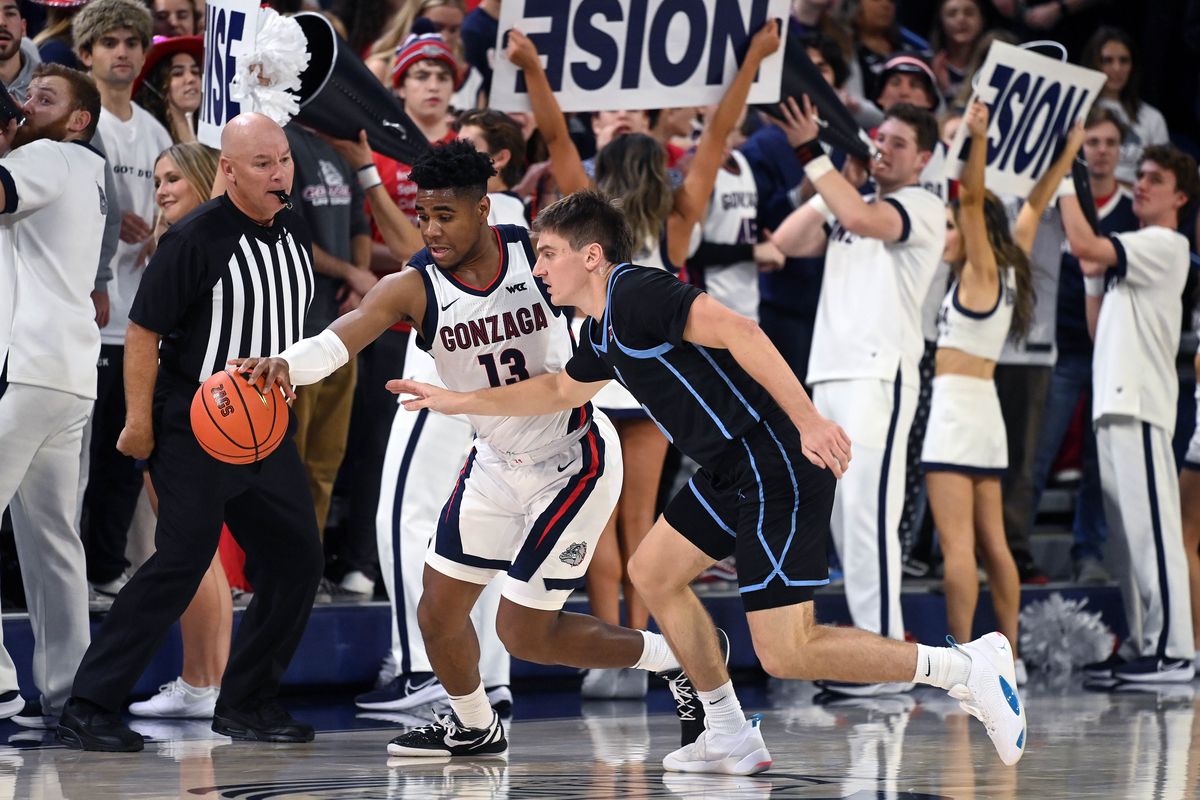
[921,268,1016,476]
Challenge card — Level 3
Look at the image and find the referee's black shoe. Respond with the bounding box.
[212,699,315,743]
[56,697,145,752]
[658,628,731,747]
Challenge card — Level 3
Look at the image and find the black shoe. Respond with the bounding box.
[56,698,145,752]
[212,700,314,743]
[657,628,730,747]
[386,710,507,757]
[1016,560,1050,585]
[1083,653,1126,680]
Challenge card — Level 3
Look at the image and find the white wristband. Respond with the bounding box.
[1057,175,1076,199]
[277,329,350,386]
[1083,276,1105,297]
[803,154,835,183]
[357,164,382,191]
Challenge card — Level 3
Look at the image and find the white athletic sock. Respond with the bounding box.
[631,630,680,673]
[448,684,494,730]
[913,644,971,690]
[697,681,746,735]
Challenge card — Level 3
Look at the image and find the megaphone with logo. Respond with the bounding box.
[292,12,430,165]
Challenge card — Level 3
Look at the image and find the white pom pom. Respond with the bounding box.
[229,8,312,126]
[1018,592,1114,675]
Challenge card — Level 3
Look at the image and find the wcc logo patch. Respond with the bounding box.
[558,542,587,567]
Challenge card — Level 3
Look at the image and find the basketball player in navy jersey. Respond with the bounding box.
[393,190,1029,774]
[235,141,694,758]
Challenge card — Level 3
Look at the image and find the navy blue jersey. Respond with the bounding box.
[566,263,784,469]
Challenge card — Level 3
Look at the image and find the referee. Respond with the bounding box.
[57,113,325,752]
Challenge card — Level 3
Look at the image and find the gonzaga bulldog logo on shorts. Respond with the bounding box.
[558,542,587,567]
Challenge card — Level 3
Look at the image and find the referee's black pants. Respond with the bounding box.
[71,381,324,713]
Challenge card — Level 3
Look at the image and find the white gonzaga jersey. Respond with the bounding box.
[806,184,944,386]
[698,149,760,321]
[413,225,591,456]
[1093,226,1190,431]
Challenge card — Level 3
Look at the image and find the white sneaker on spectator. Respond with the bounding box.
[340,570,375,599]
[12,700,54,729]
[662,714,772,775]
[0,691,22,720]
[128,678,218,719]
[1014,658,1028,686]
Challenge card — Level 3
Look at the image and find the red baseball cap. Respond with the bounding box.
[390,33,462,90]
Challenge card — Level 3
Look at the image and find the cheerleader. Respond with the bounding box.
[921,101,1081,683]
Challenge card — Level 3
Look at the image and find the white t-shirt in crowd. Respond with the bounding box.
[0,139,108,398]
[96,104,172,347]
[806,184,944,386]
[487,191,527,228]
[1092,225,1189,431]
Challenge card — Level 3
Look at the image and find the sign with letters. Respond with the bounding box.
[945,42,1105,198]
[198,0,261,148]
[489,0,788,113]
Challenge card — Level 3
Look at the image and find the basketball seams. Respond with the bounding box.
[225,369,264,460]
[191,369,288,464]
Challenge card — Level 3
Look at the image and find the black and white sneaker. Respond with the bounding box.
[12,700,54,729]
[386,711,507,757]
[1083,653,1126,680]
[355,672,449,711]
[1113,656,1195,683]
[658,629,731,747]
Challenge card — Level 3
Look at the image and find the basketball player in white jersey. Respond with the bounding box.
[772,98,944,692]
[1059,142,1199,683]
[235,141,688,756]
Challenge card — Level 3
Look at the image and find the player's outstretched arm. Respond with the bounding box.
[681,293,852,478]
[232,268,428,394]
[387,369,601,417]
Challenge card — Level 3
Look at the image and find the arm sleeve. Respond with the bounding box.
[0,140,69,217]
[565,327,615,383]
[612,267,703,347]
[128,230,214,335]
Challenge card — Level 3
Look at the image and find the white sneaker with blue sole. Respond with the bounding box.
[949,632,1027,766]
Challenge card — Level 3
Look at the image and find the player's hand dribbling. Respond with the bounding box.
[795,412,852,479]
[228,356,296,402]
[117,423,154,460]
[386,379,462,414]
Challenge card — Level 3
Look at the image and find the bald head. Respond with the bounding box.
[219,112,294,225]
[220,112,286,157]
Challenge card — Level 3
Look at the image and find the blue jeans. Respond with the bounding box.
[1029,351,1107,563]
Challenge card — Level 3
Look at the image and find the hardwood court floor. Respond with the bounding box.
[0,677,1196,799]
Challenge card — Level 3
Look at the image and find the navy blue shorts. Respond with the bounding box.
[664,415,835,612]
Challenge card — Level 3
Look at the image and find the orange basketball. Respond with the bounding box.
[190,369,289,464]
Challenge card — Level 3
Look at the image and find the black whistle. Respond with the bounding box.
[271,190,292,209]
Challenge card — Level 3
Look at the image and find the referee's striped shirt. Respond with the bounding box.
[130,194,314,385]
